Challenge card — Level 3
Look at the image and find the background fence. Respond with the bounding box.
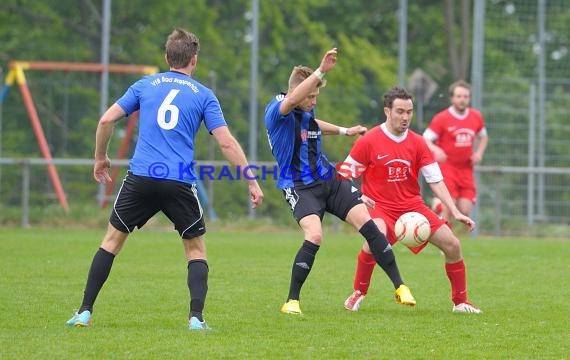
[1,158,570,237]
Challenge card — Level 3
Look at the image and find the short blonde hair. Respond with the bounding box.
[288,65,327,90]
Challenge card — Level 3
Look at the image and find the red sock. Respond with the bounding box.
[353,250,376,295]
[434,202,443,214]
[445,260,468,305]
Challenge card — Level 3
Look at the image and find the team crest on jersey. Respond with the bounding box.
[300,129,308,142]
[384,159,411,182]
[300,129,320,143]
[453,128,475,147]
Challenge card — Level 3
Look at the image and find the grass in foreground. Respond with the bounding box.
[0,227,568,359]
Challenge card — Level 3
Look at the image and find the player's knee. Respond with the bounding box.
[183,236,206,257]
[442,237,462,259]
[100,229,128,254]
[305,232,323,244]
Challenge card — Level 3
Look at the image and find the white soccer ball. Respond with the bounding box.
[394,212,431,248]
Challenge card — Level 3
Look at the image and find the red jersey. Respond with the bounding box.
[347,124,438,212]
[426,107,485,168]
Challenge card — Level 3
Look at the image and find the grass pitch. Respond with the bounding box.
[0,227,568,359]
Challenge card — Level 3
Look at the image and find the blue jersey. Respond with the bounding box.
[116,71,227,184]
[264,93,331,189]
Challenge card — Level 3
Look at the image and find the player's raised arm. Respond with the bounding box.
[279,48,337,115]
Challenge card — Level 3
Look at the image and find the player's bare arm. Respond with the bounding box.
[430,181,475,231]
[279,48,338,115]
[94,103,126,183]
[423,138,447,163]
[422,129,448,162]
[315,119,367,136]
[211,126,264,208]
[471,134,489,164]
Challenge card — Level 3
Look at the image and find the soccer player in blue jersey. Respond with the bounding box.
[264,47,415,315]
[65,28,263,330]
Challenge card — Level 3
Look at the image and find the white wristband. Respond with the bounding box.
[313,68,325,80]
[338,127,348,136]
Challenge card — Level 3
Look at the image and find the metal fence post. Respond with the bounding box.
[527,84,536,226]
[493,171,502,236]
[21,160,30,228]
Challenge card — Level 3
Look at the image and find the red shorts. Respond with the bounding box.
[369,204,446,254]
[439,163,477,203]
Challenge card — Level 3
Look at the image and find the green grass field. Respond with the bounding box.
[0,227,568,359]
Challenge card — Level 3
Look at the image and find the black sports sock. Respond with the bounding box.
[359,219,403,288]
[287,240,320,300]
[187,259,209,321]
[79,247,115,313]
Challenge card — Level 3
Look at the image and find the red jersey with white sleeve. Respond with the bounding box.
[424,107,486,168]
[342,124,442,212]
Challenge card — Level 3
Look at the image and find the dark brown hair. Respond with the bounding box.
[383,86,414,109]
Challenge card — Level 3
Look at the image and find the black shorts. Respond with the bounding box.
[282,175,363,223]
[110,172,206,239]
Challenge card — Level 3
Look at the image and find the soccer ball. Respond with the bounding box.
[394,212,431,248]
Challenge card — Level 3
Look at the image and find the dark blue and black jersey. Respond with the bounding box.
[265,93,332,189]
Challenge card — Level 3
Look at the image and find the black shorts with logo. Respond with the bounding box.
[110,172,206,239]
[282,174,363,223]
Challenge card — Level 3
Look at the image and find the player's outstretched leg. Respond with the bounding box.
[280,240,319,315]
[359,220,417,306]
[187,259,211,329]
[65,247,116,327]
[344,250,375,311]
[446,260,481,314]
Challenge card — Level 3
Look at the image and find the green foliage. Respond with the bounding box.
[0,228,568,359]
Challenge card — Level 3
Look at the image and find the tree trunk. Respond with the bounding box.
[444,0,472,80]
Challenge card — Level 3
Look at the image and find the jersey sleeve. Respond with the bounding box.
[469,108,486,134]
[426,112,444,136]
[417,135,437,169]
[420,163,443,183]
[338,154,365,179]
[116,78,144,115]
[423,127,438,142]
[348,135,370,166]
[264,94,285,132]
[417,135,442,183]
[202,89,227,133]
[473,109,488,137]
[336,136,370,180]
